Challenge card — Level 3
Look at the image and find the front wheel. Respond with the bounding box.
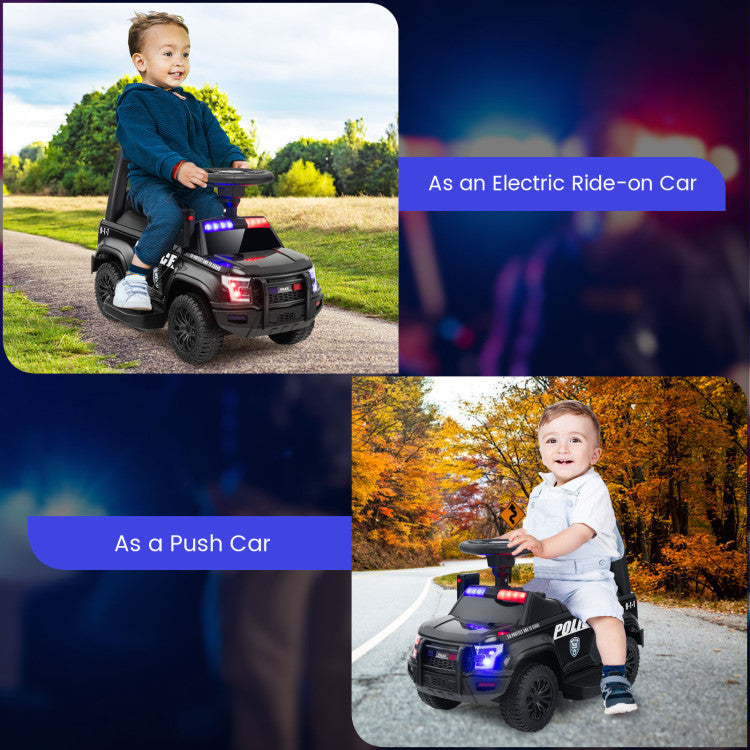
[94,262,124,317]
[499,663,558,732]
[269,321,314,345]
[168,293,224,364]
[417,691,460,710]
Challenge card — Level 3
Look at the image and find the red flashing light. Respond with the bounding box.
[497,630,511,636]
[187,214,194,221]
[293,283,302,291]
[496,589,527,603]
[448,654,457,661]
[245,217,270,229]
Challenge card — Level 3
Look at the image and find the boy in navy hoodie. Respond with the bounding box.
[113,12,251,310]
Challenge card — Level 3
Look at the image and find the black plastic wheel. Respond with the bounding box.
[94,262,124,317]
[167,293,224,364]
[417,691,460,710]
[499,663,558,732]
[269,322,314,345]
[625,636,640,684]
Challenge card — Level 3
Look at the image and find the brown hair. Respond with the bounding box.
[128,11,189,55]
[538,400,601,444]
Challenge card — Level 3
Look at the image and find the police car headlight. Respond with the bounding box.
[308,265,320,293]
[474,644,504,673]
[222,276,251,303]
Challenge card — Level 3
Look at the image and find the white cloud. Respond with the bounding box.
[2,2,397,156]
[2,93,69,154]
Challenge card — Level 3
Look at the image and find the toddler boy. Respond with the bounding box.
[504,400,637,714]
[113,11,251,310]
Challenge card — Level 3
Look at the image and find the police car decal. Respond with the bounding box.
[552,618,590,640]
[569,636,581,657]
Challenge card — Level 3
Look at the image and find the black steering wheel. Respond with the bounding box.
[206,168,275,186]
[459,538,531,557]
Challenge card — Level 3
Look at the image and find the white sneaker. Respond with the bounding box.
[113,274,152,311]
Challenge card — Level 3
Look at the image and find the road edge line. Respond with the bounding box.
[352,578,432,664]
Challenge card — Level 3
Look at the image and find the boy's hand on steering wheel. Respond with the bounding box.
[232,160,252,169]
[176,161,208,188]
[504,529,544,557]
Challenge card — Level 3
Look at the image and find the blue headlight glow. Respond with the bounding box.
[474,644,504,674]
[464,586,487,597]
[308,265,320,293]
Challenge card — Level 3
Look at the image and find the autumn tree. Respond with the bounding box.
[352,377,446,568]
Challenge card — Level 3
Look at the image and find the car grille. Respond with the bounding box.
[269,288,305,305]
[422,672,456,691]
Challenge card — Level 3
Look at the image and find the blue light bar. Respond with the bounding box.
[204,219,236,233]
[464,586,487,597]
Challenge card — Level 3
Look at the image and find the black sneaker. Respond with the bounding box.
[601,674,638,714]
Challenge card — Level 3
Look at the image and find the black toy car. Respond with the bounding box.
[92,150,324,363]
[407,538,643,732]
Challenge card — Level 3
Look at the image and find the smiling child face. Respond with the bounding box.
[538,413,602,486]
[132,23,190,89]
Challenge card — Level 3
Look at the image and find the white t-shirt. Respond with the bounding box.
[523,467,620,559]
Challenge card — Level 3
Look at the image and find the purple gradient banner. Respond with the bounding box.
[399,157,725,211]
[28,515,352,570]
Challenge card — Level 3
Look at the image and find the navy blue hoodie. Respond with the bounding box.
[116,83,245,190]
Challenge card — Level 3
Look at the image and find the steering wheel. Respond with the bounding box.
[459,538,531,557]
[206,168,275,186]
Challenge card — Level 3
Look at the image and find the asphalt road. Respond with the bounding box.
[352,563,748,747]
[3,229,398,374]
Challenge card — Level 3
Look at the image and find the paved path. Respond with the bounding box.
[3,230,398,374]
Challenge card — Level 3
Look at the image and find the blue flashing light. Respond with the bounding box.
[204,220,237,233]
[207,255,233,268]
[464,586,487,597]
[474,644,504,674]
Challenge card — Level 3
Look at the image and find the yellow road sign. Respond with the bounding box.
[500,501,524,529]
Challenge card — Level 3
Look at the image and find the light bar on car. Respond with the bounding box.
[496,589,527,602]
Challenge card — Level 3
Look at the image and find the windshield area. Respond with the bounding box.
[203,227,280,256]
[450,597,526,627]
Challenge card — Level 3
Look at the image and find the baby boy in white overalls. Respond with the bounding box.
[503,399,637,714]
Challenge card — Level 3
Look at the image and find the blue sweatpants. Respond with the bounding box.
[130,178,224,266]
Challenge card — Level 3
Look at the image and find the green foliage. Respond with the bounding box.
[19,141,47,162]
[276,160,336,197]
[266,137,337,192]
[10,75,260,195]
[269,118,398,196]
[182,83,259,163]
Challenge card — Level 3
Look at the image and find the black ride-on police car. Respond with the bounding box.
[92,150,323,364]
[408,538,643,732]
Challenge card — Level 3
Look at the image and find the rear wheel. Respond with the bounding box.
[94,262,124,317]
[168,293,224,364]
[417,691,460,710]
[499,663,558,732]
[269,321,314,345]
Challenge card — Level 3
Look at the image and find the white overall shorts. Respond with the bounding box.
[523,480,625,623]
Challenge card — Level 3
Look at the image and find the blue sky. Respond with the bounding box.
[2,2,398,156]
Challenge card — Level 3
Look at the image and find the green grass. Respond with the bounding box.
[3,207,102,249]
[3,206,398,320]
[283,228,397,319]
[434,563,535,589]
[3,286,137,373]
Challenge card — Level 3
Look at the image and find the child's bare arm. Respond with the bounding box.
[505,523,595,559]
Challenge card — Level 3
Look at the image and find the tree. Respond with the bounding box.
[18,141,47,162]
[30,76,259,195]
[352,377,446,568]
[275,159,336,197]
